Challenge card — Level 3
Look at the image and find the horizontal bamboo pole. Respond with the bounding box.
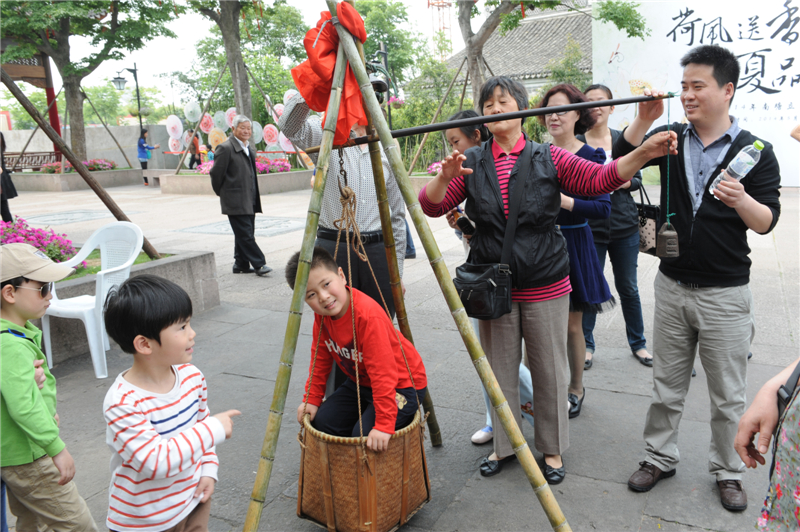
[242,43,349,532]
[326,3,571,530]
[304,93,676,153]
[1,68,161,261]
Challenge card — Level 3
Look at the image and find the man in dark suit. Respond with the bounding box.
[210,115,272,276]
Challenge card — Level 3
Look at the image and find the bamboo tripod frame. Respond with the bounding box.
[243,2,571,531]
[324,2,571,531]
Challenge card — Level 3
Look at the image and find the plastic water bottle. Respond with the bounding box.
[711,140,764,196]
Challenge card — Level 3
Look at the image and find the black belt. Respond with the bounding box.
[317,227,384,245]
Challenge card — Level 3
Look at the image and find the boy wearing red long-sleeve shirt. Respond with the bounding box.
[287,247,427,452]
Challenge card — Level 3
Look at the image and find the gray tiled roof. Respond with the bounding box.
[447,8,592,82]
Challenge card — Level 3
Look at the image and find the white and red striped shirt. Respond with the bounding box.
[103,364,226,532]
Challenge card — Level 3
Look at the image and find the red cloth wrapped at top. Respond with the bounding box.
[291,2,368,144]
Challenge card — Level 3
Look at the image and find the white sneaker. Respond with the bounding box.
[471,426,493,445]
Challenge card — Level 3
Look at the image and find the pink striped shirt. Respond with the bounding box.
[103,364,226,532]
[420,136,625,302]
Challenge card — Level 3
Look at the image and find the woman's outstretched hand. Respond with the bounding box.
[439,150,473,183]
[639,130,678,160]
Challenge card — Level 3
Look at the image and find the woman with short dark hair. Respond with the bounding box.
[538,84,615,421]
[420,76,676,483]
[580,84,652,370]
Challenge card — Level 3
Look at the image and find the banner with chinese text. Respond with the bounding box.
[592,0,799,186]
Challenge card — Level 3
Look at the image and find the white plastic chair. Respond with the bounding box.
[42,221,144,379]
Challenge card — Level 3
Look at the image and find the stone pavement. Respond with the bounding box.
[5,183,799,532]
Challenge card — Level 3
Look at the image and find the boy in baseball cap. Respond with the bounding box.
[0,243,98,531]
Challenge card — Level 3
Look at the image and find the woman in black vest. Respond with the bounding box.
[419,76,676,483]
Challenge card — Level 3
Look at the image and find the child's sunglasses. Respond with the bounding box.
[15,282,53,298]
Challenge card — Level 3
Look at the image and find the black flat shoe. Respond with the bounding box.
[479,454,517,477]
[692,367,697,377]
[542,462,566,484]
[633,352,653,367]
[584,357,593,370]
[232,264,254,274]
[568,388,585,419]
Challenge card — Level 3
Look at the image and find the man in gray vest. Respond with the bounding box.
[211,115,272,276]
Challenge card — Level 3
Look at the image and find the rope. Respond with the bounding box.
[664,95,675,227]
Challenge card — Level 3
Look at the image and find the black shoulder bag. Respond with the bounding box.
[452,142,531,320]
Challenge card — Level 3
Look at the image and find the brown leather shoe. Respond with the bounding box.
[628,461,676,492]
[717,480,747,511]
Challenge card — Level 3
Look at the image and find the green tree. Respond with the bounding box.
[0,83,64,130]
[353,0,424,83]
[82,82,121,126]
[0,1,181,159]
[459,1,649,111]
[524,36,593,142]
[392,46,468,171]
[188,0,307,124]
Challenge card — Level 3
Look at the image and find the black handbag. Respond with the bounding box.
[453,142,531,320]
[636,186,660,256]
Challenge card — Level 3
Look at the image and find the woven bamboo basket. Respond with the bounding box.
[297,411,431,532]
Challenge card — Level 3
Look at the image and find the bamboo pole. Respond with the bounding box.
[1,68,161,261]
[303,93,675,153]
[458,70,469,111]
[82,90,133,168]
[325,5,571,531]
[175,62,228,175]
[406,56,466,175]
[483,57,495,77]
[241,62,309,170]
[11,87,62,172]
[349,24,443,448]
[60,105,67,174]
[242,43,349,532]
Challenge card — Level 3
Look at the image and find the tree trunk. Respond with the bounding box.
[465,41,486,111]
[218,1,252,121]
[62,76,87,160]
[457,1,517,112]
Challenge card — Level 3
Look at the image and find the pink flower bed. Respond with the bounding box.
[40,158,117,173]
[198,158,292,175]
[0,218,86,269]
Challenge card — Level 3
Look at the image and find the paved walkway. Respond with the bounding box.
[5,183,799,531]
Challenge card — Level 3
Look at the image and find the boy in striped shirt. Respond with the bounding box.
[102,275,240,532]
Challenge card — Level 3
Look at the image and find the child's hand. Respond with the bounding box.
[194,476,216,503]
[297,403,318,425]
[34,359,46,389]
[366,429,391,452]
[52,448,75,485]
[212,410,241,439]
[54,413,60,427]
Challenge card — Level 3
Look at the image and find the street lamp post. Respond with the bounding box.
[111,62,143,129]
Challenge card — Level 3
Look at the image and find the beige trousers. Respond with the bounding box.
[162,499,212,532]
[643,271,753,480]
[479,295,570,458]
[2,455,98,532]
